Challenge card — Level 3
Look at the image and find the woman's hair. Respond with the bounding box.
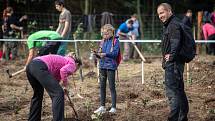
[66,52,82,67]
[74,57,82,67]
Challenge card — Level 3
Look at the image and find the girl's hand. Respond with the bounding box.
[99,53,106,58]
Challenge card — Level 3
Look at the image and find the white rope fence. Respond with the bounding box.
[0,39,215,43]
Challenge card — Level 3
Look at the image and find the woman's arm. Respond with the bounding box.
[25,48,35,66]
[60,63,76,88]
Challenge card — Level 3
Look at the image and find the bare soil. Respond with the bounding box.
[0,55,214,121]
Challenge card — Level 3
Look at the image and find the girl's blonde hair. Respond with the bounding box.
[101,24,115,37]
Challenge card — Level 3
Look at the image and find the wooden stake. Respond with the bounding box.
[197,11,203,54]
[131,42,146,62]
[131,42,146,84]
[186,63,190,82]
[97,61,100,83]
[142,61,144,84]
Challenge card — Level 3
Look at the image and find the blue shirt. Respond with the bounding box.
[117,22,134,36]
[99,37,120,70]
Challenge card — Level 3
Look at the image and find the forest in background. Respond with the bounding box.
[0,0,214,15]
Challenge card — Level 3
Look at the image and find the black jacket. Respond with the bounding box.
[162,15,182,68]
[182,16,192,28]
[0,20,3,39]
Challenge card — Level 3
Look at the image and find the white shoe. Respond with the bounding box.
[108,107,116,113]
[94,106,106,114]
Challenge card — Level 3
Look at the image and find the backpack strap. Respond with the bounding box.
[98,39,104,53]
[110,36,116,52]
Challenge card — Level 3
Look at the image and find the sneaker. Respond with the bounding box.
[108,107,116,113]
[94,106,106,114]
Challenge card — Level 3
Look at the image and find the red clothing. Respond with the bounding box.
[202,23,215,40]
[35,55,76,86]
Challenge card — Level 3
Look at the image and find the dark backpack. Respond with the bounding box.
[179,23,196,63]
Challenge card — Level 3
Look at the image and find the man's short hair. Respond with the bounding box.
[55,0,64,6]
[127,19,134,24]
[157,3,172,12]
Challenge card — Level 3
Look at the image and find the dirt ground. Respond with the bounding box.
[0,55,214,121]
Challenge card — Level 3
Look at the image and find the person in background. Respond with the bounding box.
[157,3,189,121]
[25,30,62,66]
[117,19,134,61]
[182,9,193,28]
[26,53,82,121]
[128,14,141,59]
[94,24,120,114]
[55,0,72,55]
[202,14,215,55]
[2,7,27,60]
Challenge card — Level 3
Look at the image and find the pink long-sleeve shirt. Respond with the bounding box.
[35,55,76,86]
[202,23,215,40]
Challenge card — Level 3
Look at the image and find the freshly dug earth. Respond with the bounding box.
[0,55,214,121]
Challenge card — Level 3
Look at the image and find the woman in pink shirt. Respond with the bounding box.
[26,53,82,121]
[202,19,215,55]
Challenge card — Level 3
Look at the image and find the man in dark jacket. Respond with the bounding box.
[157,3,189,121]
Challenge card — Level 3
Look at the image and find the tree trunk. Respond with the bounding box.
[137,0,144,39]
[84,0,90,15]
[152,0,155,39]
[197,11,203,54]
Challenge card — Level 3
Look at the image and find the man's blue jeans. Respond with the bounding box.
[164,62,189,121]
[57,34,70,56]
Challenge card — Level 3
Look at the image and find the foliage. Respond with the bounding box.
[142,43,161,55]
[73,23,84,40]
[27,20,37,35]
[1,0,214,15]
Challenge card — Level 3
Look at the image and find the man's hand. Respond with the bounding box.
[164,54,170,61]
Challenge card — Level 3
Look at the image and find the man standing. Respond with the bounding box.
[157,3,189,121]
[55,0,72,55]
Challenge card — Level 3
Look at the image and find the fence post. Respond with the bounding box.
[131,42,146,84]
[74,41,84,82]
[142,61,144,84]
